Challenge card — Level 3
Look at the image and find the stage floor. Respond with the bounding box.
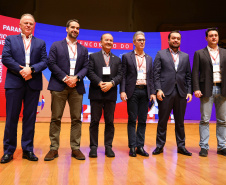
[0,121,225,185]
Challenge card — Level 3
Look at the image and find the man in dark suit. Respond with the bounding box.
[120,31,156,157]
[44,19,88,161]
[87,33,122,158]
[192,28,226,157]
[152,31,192,156]
[1,14,47,163]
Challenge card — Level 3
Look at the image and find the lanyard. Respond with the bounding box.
[23,38,31,53]
[67,42,77,59]
[136,54,145,69]
[103,54,110,67]
[209,50,219,64]
[170,50,179,63]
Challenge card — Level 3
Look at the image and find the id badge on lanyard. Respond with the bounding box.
[103,66,111,75]
[25,53,30,67]
[137,69,145,79]
[70,58,76,76]
[213,63,220,72]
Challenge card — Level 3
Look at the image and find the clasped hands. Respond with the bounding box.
[99,81,113,92]
[19,65,32,81]
[64,75,78,88]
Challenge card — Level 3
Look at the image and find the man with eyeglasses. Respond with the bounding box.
[192,28,226,157]
[87,33,122,158]
[120,31,156,157]
[152,30,192,156]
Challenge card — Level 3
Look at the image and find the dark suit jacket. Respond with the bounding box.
[192,47,226,97]
[120,50,155,99]
[2,34,47,90]
[154,48,192,97]
[47,39,89,94]
[87,50,122,101]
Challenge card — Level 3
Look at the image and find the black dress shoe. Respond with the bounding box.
[89,147,97,158]
[217,148,226,156]
[105,147,115,157]
[129,147,136,157]
[177,147,192,156]
[199,148,208,157]
[0,154,13,164]
[22,151,38,161]
[152,147,163,155]
[136,147,149,157]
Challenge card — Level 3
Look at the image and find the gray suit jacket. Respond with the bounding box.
[192,47,226,97]
[154,48,192,97]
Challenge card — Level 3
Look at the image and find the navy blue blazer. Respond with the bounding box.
[154,48,192,97]
[2,34,47,90]
[47,39,89,94]
[120,50,155,99]
[87,50,122,101]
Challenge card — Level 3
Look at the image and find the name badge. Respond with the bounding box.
[213,64,220,72]
[103,66,111,75]
[137,70,145,79]
[25,54,30,67]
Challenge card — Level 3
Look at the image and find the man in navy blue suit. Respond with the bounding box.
[1,14,47,163]
[44,19,88,161]
[120,31,156,157]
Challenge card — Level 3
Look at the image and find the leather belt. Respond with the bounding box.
[135,85,147,89]
[213,83,221,86]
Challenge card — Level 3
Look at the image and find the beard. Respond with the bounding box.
[169,43,180,49]
[68,32,78,39]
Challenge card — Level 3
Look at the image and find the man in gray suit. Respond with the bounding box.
[153,30,192,156]
[192,28,226,157]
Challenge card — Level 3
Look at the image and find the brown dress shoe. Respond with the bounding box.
[72,149,85,160]
[44,150,58,161]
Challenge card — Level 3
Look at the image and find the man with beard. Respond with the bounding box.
[120,31,156,157]
[88,33,122,158]
[1,14,47,163]
[44,19,88,161]
[192,28,226,157]
[152,31,192,156]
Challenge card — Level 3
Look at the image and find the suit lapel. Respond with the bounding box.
[219,48,224,69]
[109,53,115,67]
[177,51,183,70]
[166,48,176,70]
[76,43,82,64]
[145,54,150,74]
[98,50,107,67]
[30,36,35,55]
[203,47,212,66]
[131,51,137,70]
[62,39,70,62]
[17,34,25,54]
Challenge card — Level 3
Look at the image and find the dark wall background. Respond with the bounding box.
[1,0,226,47]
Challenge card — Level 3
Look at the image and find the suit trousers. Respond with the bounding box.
[89,99,116,148]
[3,84,40,155]
[49,86,83,150]
[156,86,187,148]
[199,85,226,150]
[127,87,149,148]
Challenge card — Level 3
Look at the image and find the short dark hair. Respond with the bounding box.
[168,30,181,40]
[66,19,79,28]
[100,33,113,41]
[205,27,219,37]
